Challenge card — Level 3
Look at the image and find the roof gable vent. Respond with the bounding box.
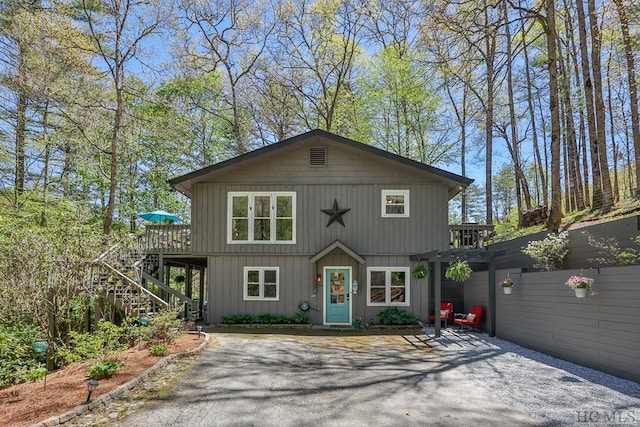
[309,147,327,167]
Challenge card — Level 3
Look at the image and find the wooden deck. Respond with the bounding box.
[144,223,494,253]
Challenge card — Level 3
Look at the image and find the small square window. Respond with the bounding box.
[243,267,279,301]
[382,190,410,217]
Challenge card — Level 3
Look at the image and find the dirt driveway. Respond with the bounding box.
[117,330,537,427]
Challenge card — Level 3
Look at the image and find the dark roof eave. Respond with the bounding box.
[168,130,472,196]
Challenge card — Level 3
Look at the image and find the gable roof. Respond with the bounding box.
[310,239,365,265]
[169,129,472,198]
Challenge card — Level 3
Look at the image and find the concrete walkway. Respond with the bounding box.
[119,329,538,427]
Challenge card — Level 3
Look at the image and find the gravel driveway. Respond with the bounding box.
[118,330,539,427]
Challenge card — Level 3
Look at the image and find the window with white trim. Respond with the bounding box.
[367,267,410,306]
[243,267,279,300]
[381,190,410,217]
[228,192,296,243]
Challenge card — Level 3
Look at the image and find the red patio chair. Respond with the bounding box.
[454,305,484,332]
[428,302,454,328]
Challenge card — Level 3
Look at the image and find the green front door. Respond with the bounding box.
[325,267,351,324]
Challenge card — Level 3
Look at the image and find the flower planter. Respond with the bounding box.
[352,321,361,329]
[574,288,588,298]
[503,287,513,295]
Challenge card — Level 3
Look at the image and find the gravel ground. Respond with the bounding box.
[425,328,640,426]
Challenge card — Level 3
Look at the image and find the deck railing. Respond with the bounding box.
[144,224,191,254]
[449,223,494,249]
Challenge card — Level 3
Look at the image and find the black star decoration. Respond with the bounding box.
[322,199,351,228]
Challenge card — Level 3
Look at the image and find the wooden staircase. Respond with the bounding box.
[89,239,193,321]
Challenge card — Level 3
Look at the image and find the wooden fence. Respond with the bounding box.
[463,265,640,383]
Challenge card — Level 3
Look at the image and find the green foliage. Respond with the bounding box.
[222,313,310,325]
[583,232,640,266]
[57,321,129,365]
[141,310,184,345]
[375,307,418,325]
[411,263,428,280]
[521,231,569,270]
[0,322,47,388]
[445,259,473,282]
[87,359,122,380]
[149,344,167,357]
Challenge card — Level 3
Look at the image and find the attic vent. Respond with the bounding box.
[309,147,327,167]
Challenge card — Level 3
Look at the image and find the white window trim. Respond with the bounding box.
[366,267,410,306]
[243,266,280,301]
[227,191,296,244]
[381,189,410,218]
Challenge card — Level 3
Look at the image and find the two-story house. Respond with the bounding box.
[166,129,472,325]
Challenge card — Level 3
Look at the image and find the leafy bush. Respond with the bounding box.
[58,320,128,364]
[87,359,122,380]
[149,344,167,356]
[583,232,640,266]
[0,322,47,388]
[142,309,184,345]
[222,313,309,324]
[522,231,569,270]
[375,307,418,325]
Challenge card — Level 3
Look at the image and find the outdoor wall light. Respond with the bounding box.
[316,274,322,284]
[352,280,359,294]
[86,380,99,404]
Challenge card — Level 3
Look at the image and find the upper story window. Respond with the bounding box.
[367,267,410,306]
[228,192,296,244]
[381,189,410,217]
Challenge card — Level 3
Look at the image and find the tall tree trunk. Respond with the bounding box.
[14,41,27,206]
[558,38,584,211]
[606,51,620,202]
[521,15,547,207]
[588,0,613,212]
[612,0,640,197]
[545,0,562,230]
[575,0,604,210]
[502,0,532,226]
[484,1,496,225]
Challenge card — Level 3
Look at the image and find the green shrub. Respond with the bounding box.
[87,359,122,380]
[149,344,167,356]
[143,309,183,345]
[222,313,309,324]
[375,307,418,325]
[522,231,569,270]
[0,322,47,388]
[58,320,128,364]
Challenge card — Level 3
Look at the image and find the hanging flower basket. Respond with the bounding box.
[565,275,594,298]
[499,277,514,294]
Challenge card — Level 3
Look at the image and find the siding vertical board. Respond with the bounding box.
[465,265,640,383]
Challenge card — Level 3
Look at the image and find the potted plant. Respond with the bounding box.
[565,275,594,298]
[412,263,428,280]
[499,277,515,294]
[352,316,362,329]
[445,259,472,283]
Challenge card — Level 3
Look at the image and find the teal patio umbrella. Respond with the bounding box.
[137,209,182,223]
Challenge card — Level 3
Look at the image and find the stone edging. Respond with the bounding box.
[30,332,211,427]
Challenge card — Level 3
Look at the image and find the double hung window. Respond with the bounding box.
[381,190,410,217]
